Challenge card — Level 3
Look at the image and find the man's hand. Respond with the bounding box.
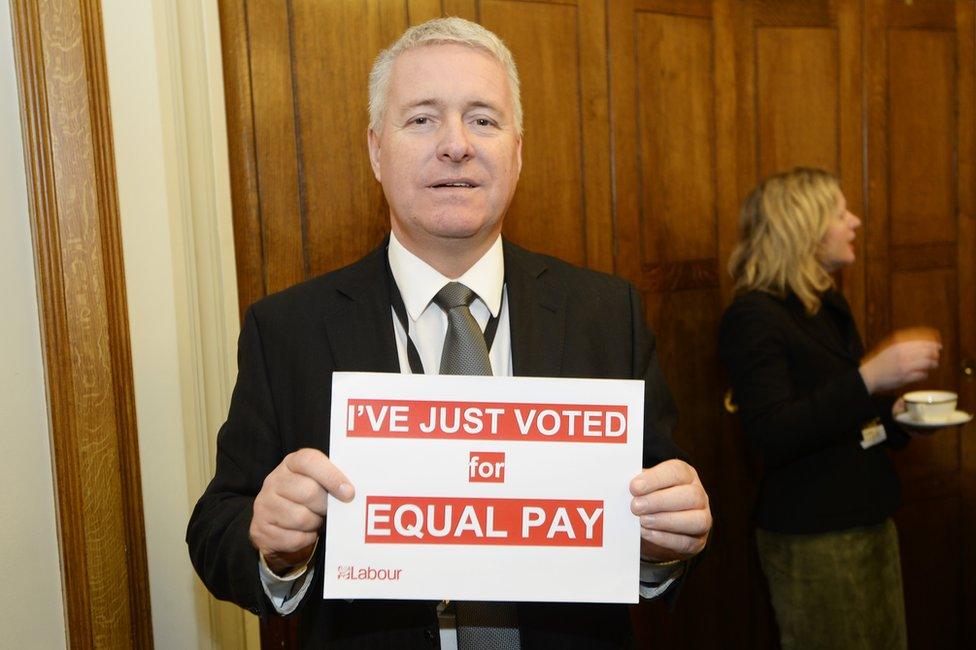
[630,459,711,562]
[249,448,355,576]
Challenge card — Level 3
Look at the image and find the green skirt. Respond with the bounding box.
[756,519,907,650]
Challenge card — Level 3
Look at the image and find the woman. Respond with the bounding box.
[719,168,941,649]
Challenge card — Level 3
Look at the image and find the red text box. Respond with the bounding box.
[469,452,505,483]
[346,399,627,443]
[364,496,605,547]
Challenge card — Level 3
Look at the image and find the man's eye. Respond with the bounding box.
[412,117,428,125]
[474,118,494,127]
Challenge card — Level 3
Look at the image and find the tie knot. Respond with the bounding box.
[434,282,477,310]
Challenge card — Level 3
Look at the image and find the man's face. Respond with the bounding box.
[368,43,523,256]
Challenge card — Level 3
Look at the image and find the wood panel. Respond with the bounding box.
[611,1,759,646]
[219,0,265,317]
[481,0,614,272]
[888,29,956,247]
[635,288,728,647]
[293,0,404,277]
[10,0,152,647]
[891,269,960,477]
[213,1,976,647]
[483,0,586,266]
[636,12,716,265]
[865,1,975,646]
[955,2,976,644]
[756,27,838,177]
[896,495,963,648]
[247,0,305,293]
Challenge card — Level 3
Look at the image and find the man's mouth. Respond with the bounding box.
[428,179,478,189]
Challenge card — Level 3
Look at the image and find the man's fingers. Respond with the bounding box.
[631,484,708,516]
[639,509,711,537]
[259,523,318,555]
[284,448,355,502]
[265,495,325,532]
[630,459,696,496]
[275,474,330,516]
[640,528,706,558]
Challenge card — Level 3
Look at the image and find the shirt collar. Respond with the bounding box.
[388,232,504,322]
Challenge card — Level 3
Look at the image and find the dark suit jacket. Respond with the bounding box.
[718,289,909,534]
[187,239,685,648]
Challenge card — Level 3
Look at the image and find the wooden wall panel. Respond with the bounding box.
[955,2,976,643]
[247,0,305,293]
[637,288,728,648]
[10,0,153,646]
[219,0,265,315]
[756,28,838,176]
[866,1,975,646]
[891,269,960,478]
[611,1,760,645]
[292,0,404,277]
[213,1,976,647]
[888,29,956,247]
[896,495,963,649]
[483,0,586,266]
[636,12,716,265]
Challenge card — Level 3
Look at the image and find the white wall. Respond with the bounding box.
[101,0,255,647]
[0,1,68,647]
[101,1,202,646]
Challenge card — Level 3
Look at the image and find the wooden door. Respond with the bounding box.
[607,1,767,646]
[215,0,976,647]
[864,1,976,646]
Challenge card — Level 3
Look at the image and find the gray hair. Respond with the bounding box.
[367,17,523,136]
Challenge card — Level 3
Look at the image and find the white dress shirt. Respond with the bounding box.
[259,232,682,620]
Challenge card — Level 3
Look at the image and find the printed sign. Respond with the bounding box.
[323,372,644,603]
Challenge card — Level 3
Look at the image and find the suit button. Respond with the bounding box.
[426,628,436,645]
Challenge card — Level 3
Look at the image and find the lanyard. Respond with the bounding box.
[385,256,500,374]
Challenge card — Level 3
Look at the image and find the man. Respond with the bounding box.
[188,17,711,649]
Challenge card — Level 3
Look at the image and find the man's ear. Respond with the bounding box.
[367,128,382,182]
[515,136,523,177]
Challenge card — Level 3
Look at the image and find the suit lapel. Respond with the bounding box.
[322,243,400,373]
[504,240,566,377]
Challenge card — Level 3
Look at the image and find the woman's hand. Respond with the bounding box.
[860,336,941,394]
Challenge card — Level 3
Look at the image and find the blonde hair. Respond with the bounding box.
[368,17,522,136]
[728,167,841,314]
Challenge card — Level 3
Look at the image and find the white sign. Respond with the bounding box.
[322,372,644,603]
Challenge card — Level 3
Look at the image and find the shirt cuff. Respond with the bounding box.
[257,541,318,615]
[638,559,684,599]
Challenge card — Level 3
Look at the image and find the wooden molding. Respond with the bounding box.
[9,0,153,647]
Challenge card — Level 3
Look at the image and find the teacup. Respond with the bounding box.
[903,390,957,423]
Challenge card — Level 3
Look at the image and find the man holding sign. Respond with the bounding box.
[188,17,711,649]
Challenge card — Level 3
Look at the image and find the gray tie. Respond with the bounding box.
[432,282,520,649]
[433,282,493,376]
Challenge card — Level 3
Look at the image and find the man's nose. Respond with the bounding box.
[437,117,474,162]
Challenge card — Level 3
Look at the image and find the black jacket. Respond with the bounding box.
[719,289,909,534]
[187,239,685,648]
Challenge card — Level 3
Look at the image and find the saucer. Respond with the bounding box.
[895,410,973,428]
